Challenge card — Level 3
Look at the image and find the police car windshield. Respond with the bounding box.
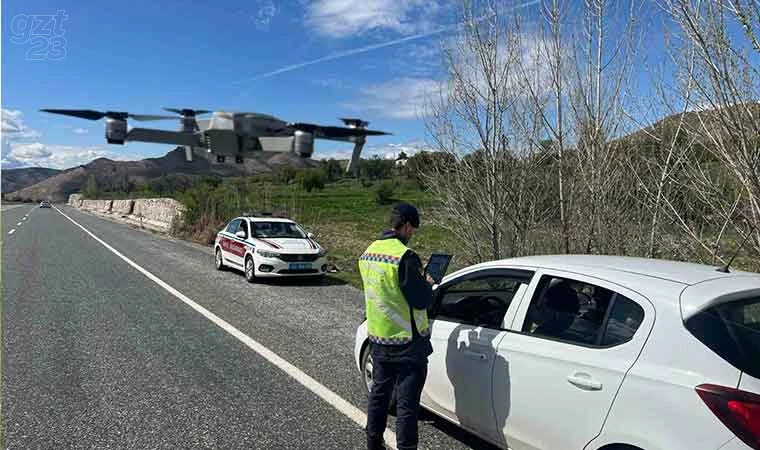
[253,221,306,239]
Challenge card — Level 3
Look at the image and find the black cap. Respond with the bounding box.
[390,202,420,229]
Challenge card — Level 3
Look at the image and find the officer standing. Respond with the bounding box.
[359,202,434,450]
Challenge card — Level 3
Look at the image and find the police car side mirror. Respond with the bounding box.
[307,232,315,239]
[235,230,246,239]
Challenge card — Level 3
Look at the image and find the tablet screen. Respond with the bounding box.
[425,254,452,284]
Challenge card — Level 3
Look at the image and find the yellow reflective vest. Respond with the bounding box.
[359,238,430,345]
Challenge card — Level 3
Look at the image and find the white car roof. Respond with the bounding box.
[238,217,295,224]
[489,254,748,284]
[453,254,760,314]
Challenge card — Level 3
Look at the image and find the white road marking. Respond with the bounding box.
[8,229,15,235]
[16,222,22,226]
[22,217,27,221]
[53,206,397,450]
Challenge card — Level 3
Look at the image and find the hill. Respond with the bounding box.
[1,167,62,194]
[3,147,318,203]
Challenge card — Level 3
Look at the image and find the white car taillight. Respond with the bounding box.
[697,384,760,449]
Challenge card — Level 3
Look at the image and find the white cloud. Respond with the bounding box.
[9,142,53,161]
[1,109,23,132]
[252,0,278,30]
[390,41,442,77]
[344,77,444,119]
[3,142,148,169]
[316,139,434,160]
[2,109,44,168]
[1,108,41,139]
[312,77,347,89]
[72,127,89,135]
[305,0,439,38]
[7,142,108,169]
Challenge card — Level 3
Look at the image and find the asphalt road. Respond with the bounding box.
[2,204,498,450]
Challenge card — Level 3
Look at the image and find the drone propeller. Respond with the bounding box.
[40,109,174,121]
[163,108,212,117]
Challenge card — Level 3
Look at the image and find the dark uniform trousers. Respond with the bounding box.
[366,344,428,450]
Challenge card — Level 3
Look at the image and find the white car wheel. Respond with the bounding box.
[245,256,256,283]
[215,248,225,271]
[363,350,374,393]
[361,345,397,414]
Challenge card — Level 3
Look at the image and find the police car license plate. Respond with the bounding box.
[289,263,311,270]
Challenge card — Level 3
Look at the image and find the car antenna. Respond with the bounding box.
[716,224,756,273]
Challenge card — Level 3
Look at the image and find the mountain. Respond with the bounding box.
[1,167,62,194]
[3,148,319,203]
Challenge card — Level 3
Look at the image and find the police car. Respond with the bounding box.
[214,213,328,281]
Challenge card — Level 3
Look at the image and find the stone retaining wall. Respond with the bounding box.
[67,195,184,234]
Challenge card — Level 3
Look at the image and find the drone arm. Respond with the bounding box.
[126,128,202,147]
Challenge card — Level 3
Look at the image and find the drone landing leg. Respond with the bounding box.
[345,137,365,177]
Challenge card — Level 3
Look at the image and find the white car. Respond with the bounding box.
[354,255,760,450]
[39,201,51,208]
[214,215,327,281]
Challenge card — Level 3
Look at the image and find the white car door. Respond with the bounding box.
[221,219,245,266]
[495,270,654,450]
[423,268,534,445]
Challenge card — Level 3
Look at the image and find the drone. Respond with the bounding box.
[40,108,390,174]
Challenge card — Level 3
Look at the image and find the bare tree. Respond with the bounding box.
[663,0,760,262]
[514,0,573,252]
[424,0,552,263]
[564,0,644,254]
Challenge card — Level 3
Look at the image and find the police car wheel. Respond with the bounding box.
[215,248,225,271]
[361,345,397,415]
[245,256,256,283]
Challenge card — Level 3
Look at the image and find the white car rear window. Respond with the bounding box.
[686,297,760,379]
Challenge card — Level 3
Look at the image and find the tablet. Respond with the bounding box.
[424,253,453,284]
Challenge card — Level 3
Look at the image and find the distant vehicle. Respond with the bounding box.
[39,201,51,208]
[355,255,760,450]
[214,214,328,281]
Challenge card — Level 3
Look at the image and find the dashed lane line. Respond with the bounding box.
[8,229,15,235]
[53,206,398,450]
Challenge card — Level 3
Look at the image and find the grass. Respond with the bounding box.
[238,180,457,288]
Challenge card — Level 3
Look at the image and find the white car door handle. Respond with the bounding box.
[567,373,602,391]
[463,350,487,361]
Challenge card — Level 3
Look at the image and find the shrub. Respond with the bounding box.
[319,159,344,181]
[274,166,297,184]
[360,157,395,180]
[374,181,396,204]
[297,169,327,192]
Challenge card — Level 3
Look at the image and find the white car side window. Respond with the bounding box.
[434,271,533,330]
[521,275,645,347]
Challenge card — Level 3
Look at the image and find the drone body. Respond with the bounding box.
[41,108,389,174]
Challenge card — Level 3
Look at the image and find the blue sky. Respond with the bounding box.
[2,0,470,168]
[1,0,683,170]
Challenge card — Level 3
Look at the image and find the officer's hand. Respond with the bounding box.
[426,274,435,285]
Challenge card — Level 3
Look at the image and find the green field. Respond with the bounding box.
[177,178,459,288]
[255,181,458,287]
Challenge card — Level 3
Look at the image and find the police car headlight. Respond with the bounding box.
[256,249,280,258]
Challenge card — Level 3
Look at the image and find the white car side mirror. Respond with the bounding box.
[236,230,246,238]
[307,232,315,239]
